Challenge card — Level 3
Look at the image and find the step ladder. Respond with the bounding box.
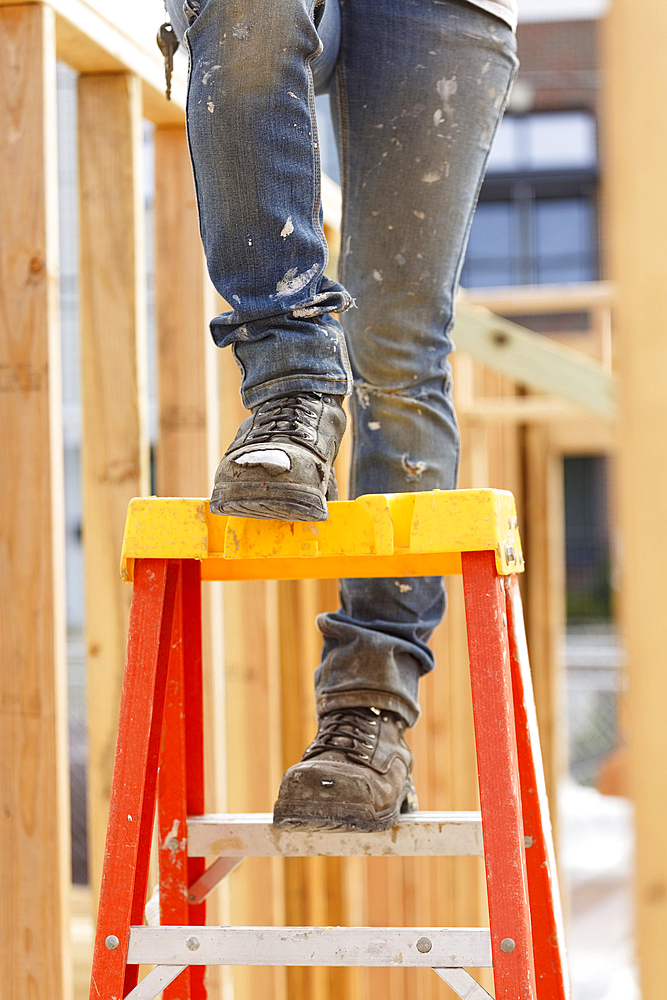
[89,489,569,1000]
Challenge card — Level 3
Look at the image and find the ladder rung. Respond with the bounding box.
[127,925,492,968]
[186,810,484,858]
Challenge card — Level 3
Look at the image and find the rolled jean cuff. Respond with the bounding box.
[316,689,420,728]
[240,373,352,409]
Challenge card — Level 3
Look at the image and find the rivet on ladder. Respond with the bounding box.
[185,935,201,951]
[524,835,533,848]
[105,935,119,950]
[416,936,432,953]
[500,938,515,953]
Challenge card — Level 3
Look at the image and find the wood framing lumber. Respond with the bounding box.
[0,0,186,123]
[453,302,617,420]
[0,5,71,997]
[463,280,614,315]
[153,126,227,996]
[78,71,150,905]
[457,394,582,422]
[155,126,219,501]
[603,3,667,998]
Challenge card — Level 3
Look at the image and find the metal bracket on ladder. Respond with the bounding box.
[123,964,187,1000]
[435,968,494,999]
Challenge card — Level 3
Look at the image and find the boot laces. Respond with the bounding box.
[247,392,323,445]
[302,708,382,765]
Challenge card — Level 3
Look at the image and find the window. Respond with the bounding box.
[462,112,599,289]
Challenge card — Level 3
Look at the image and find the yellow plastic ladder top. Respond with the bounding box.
[120,489,524,584]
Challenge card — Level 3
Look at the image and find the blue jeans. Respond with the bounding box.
[166,0,517,726]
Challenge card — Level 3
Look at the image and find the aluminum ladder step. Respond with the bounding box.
[187,810,484,858]
[128,924,492,968]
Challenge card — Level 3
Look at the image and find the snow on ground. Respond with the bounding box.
[561,781,639,1000]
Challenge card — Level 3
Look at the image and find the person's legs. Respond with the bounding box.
[168,0,517,828]
[314,0,518,726]
[274,0,517,829]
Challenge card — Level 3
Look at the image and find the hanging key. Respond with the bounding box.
[157,22,179,101]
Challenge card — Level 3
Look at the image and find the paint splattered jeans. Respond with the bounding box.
[166,0,518,726]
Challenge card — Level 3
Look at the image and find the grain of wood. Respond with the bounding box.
[0,0,187,122]
[155,126,218,500]
[522,424,566,822]
[0,5,71,997]
[454,301,617,420]
[77,71,150,906]
[153,123,228,993]
[218,347,287,1000]
[602,5,667,997]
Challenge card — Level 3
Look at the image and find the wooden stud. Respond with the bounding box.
[522,423,566,821]
[78,71,150,905]
[0,5,71,997]
[223,577,287,1000]
[0,0,187,124]
[454,302,616,420]
[602,4,667,997]
[153,124,227,993]
[153,120,225,811]
[463,281,614,315]
[218,334,287,1000]
[154,125,220,502]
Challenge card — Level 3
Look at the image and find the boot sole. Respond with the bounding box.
[210,481,328,522]
[272,779,418,833]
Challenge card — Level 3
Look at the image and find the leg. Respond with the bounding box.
[158,562,207,1000]
[462,552,536,1000]
[89,560,179,1000]
[182,561,207,998]
[166,0,353,520]
[275,1,518,831]
[316,1,518,725]
[505,573,569,999]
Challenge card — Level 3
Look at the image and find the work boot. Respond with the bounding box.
[210,391,346,521]
[273,707,418,832]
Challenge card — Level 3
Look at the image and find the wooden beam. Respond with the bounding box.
[153,123,227,995]
[453,302,617,421]
[0,5,71,997]
[78,71,150,906]
[155,126,219,502]
[602,4,667,997]
[458,393,583,423]
[462,281,615,315]
[278,576,349,1000]
[548,415,616,457]
[218,350,287,1000]
[522,425,566,823]
[0,0,186,123]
